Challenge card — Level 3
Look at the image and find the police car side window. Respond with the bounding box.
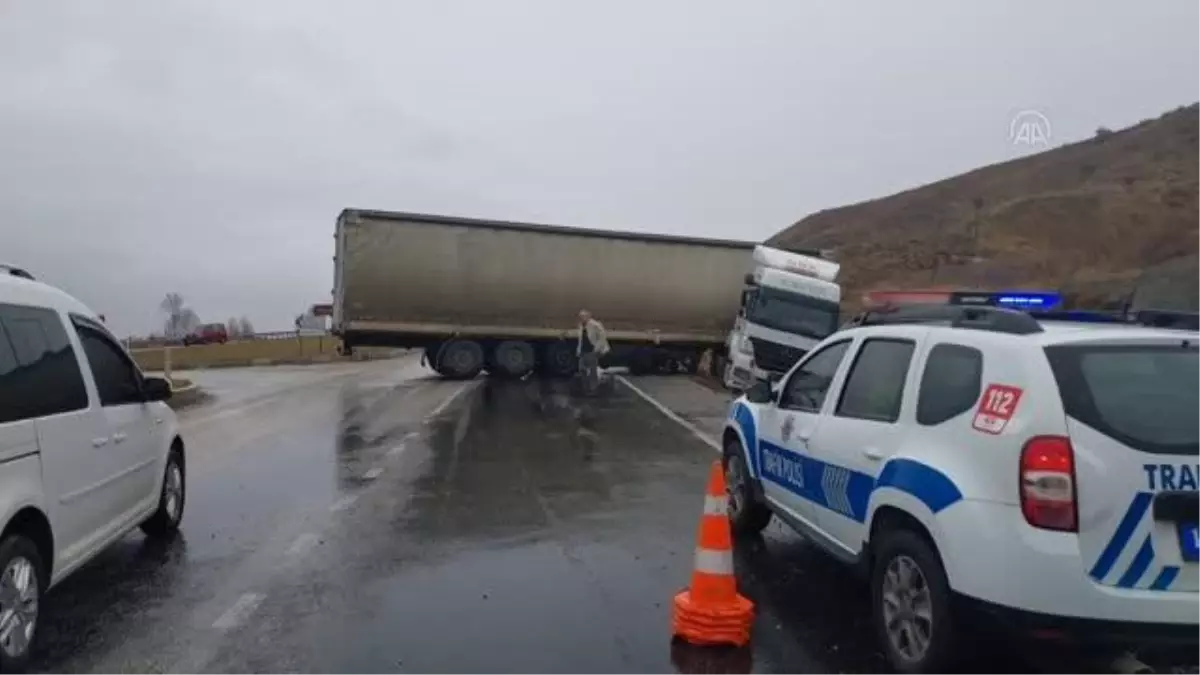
[0,303,89,422]
[779,340,850,412]
[916,343,983,426]
[835,338,915,423]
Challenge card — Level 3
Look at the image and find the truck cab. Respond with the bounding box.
[725,246,841,391]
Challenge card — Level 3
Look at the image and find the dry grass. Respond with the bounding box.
[770,104,1199,311]
[131,336,341,371]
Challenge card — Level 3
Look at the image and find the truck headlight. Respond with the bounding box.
[738,336,754,355]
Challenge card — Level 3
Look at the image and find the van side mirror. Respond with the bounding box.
[745,379,775,404]
[142,376,173,402]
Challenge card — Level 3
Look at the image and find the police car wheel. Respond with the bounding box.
[722,441,771,536]
[871,529,957,674]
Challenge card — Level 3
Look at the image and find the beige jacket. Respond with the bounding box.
[577,318,611,356]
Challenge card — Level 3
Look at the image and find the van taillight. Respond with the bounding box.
[1020,436,1077,532]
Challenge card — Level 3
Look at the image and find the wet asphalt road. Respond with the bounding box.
[24,358,1155,673]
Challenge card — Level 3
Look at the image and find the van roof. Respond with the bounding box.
[0,270,99,320]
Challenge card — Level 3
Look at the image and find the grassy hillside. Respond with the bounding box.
[770,104,1199,312]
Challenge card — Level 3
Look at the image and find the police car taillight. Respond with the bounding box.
[1020,436,1078,532]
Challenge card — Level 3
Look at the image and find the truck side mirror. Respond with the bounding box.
[745,379,775,404]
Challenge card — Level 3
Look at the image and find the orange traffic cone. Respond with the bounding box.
[671,461,754,647]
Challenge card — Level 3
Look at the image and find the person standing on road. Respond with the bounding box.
[576,309,610,393]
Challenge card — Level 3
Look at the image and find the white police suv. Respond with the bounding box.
[0,265,186,671]
[721,300,1198,673]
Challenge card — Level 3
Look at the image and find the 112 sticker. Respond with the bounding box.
[972,384,1024,434]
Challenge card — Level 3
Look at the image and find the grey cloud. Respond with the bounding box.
[1,0,1196,336]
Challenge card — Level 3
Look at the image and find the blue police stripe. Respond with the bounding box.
[1149,565,1180,591]
[1089,492,1153,580]
[875,459,963,514]
[845,467,876,522]
[732,403,758,474]
[1116,536,1155,588]
[755,439,960,523]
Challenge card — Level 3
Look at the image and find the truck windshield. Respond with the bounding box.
[745,286,840,340]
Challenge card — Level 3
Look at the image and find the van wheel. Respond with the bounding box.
[0,534,45,672]
[142,449,186,538]
[871,529,956,673]
[722,440,771,536]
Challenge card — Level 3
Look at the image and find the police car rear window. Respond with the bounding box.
[1045,343,1198,456]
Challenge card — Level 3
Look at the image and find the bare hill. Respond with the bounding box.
[770,104,1199,311]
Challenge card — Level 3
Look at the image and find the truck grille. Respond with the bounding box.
[750,337,805,374]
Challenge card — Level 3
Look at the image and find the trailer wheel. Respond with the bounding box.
[436,340,484,379]
[491,341,535,378]
[544,342,577,377]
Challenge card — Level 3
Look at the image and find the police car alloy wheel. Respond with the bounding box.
[871,529,956,674]
[723,441,771,536]
[881,555,932,662]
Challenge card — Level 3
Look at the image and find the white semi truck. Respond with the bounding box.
[723,245,842,390]
[332,209,757,379]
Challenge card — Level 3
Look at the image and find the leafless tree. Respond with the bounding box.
[160,293,201,339]
[238,316,255,336]
[226,316,242,338]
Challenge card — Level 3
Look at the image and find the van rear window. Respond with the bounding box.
[1045,343,1198,456]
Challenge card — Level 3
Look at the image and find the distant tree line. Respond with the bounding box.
[158,292,255,339]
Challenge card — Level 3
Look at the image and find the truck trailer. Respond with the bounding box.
[332,209,756,378]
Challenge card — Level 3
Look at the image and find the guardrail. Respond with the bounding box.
[128,333,341,371]
[126,330,331,349]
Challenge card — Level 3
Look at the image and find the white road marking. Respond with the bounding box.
[404,431,420,440]
[424,380,480,421]
[285,533,320,557]
[388,443,406,457]
[212,592,264,630]
[329,494,358,512]
[615,376,720,451]
[180,364,381,430]
[363,467,384,480]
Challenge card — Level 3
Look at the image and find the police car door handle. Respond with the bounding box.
[863,448,884,461]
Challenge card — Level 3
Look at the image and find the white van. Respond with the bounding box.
[0,265,185,671]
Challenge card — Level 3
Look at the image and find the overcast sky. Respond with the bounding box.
[1,1,1196,335]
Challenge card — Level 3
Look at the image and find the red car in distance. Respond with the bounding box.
[183,323,229,346]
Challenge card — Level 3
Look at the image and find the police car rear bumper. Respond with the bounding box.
[938,500,1199,626]
[957,592,1200,648]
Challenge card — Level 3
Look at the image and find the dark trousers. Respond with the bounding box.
[578,352,600,393]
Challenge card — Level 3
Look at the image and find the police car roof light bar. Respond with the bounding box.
[845,304,1045,335]
[949,290,1062,309]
